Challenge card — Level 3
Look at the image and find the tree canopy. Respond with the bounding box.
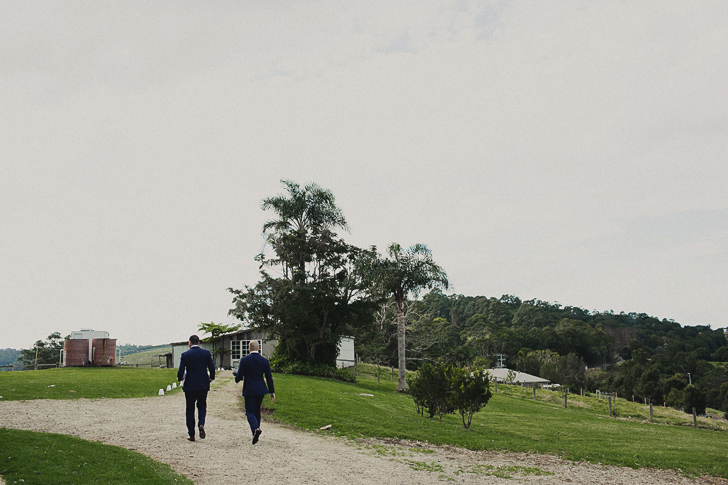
[229,180,378,367]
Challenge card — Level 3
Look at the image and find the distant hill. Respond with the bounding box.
[117,344,171,355]
[118,344,172,366]
[0,348,21,371]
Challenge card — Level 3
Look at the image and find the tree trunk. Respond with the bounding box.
[396,300,407,392]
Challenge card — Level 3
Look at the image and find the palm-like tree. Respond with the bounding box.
[261,180,348,276]
[377,243,449,391]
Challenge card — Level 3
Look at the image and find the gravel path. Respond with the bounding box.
[1,371,725,484]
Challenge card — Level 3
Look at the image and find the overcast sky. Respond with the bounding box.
[2,1,727,350]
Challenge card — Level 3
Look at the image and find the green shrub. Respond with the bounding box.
[408,362,493,427]
[451,367,493,428]
[407,362,456,420]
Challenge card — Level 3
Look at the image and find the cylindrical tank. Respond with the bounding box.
[92,338,117,366]
[63,339,89,366]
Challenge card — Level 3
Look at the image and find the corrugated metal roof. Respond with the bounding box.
[486,368,550,384]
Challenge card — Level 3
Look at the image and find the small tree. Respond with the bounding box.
[407,361,455,420]
[198,322,239,368]
[19,332,64,369]
[451,367,493,429]
[409,362,493,428]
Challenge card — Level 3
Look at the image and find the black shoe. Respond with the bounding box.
[199,426,206,439]
[252,429,262,444]
[187,436,195,442]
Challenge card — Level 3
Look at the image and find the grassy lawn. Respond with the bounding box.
[3,364,727,479]
[0,367,181,400]
[264,364,728,478]
[0,428,191,484]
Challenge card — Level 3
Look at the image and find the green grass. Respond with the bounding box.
[0,428,191,484]
[264,364,728,478]
[0,367,181,400]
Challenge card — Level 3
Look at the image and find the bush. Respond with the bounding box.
[407,362,455,420]
[451,367,492,429]
[408,362,492,427]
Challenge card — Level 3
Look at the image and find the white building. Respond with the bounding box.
[171,329,354,370]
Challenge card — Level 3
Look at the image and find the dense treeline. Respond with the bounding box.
[0,348,21,370]
[355,290,728,416]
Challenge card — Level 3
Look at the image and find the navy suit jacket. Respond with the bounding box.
[177,346,215,392]
[235,351,274,396]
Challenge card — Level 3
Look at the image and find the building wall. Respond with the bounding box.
[337,337,355,368]
[62,338,117,367]
[172,341,213,370]
[172,331,351,369]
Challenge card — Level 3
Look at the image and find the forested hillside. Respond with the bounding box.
[356,290,728,416]
[0,348,21,370]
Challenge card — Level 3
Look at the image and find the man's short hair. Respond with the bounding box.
[249,340,260,352]
[189,335,200,345]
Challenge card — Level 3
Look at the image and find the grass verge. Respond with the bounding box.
[264,364,728,478]
[0,428,191,484]
[0,367,180,400]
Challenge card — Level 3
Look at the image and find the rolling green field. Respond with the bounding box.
[119,345,173,366]
[265,364,728,478]
[0,367,180,400]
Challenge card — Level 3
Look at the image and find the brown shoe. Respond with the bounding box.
[199,426,206,439]
[187,436,195,442]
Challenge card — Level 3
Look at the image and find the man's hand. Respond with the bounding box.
[270,393,275,402]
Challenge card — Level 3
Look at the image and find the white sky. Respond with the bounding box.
[2,1,727,350]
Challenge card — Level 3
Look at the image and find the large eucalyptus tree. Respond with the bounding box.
[376,243,449,391]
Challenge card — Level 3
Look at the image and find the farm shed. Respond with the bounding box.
[486,368,550,387]
[171,329,354,370]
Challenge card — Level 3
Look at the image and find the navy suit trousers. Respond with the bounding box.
[244,394,265,436]
[185,389,208,437]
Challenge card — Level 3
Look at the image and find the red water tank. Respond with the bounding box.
[63,339,89,366]
[92,338,117,366]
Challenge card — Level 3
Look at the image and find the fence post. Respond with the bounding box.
[495,381,498,393]
[564,389,567,409]
[533,386,536,400]
[693,408,697,429]
[608,395,612,417]
[649,401,653,423]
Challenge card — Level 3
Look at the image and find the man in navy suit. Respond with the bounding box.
[177,334,215,442]
[234,340,275,444]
